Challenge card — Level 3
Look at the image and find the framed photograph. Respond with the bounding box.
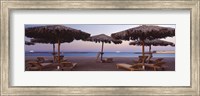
[1,0,199,95]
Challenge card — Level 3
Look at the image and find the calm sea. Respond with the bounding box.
[25,52,175,57]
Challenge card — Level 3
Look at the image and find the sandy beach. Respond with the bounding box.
[25,56,175,71]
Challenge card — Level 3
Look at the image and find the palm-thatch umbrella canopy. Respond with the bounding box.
[129,39,175,53]
[31,38,65,62]
[85,34,122,61]
[111,25,175,66]
[25,41,35,45]
[25,25,90,64]
[31,38,64,55]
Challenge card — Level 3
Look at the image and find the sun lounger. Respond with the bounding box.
[60,62,77,71]
[96,52,101,62]
[37,57,53,63]
[145,61,167,71]
[133,56,148,63]
[26,61,52,71]
[54,55,68,63]
[102,58,113,63]
[148,58,164,64]
[146,54,153,63]
[116,63,144,71]
[133,56,143,63]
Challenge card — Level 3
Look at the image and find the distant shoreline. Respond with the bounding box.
[25,51,175,57]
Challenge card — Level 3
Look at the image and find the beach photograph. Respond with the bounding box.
[25,24,175,71]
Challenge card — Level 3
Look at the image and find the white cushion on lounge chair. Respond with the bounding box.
[117,63,132,68]
[145,61,167,71]
[116,63,144,71]
[40,63,52,66]
[61,62,77,71]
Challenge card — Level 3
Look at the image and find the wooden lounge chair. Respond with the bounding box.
[25,61,39,71]
[37,57,53,63]
[146,54,153,63]
[54,55,68,63]
[133,56,143,63]
[26,61,52,71]
[145,61,167,71]
[148,58,164,64]
[60,62,77,71]
[95,52,101,62]
[116,63,144,71]
[133,56,148,63]
[102,58,113,63]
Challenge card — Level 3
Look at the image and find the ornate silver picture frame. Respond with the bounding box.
[1,0,199,95]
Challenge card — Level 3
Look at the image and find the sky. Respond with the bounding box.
[25,24,175,52]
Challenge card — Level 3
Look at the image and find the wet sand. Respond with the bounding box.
[25,56,175,71]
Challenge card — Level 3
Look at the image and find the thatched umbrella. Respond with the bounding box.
[129,39,175,53]
[30,38,66,55]
[30,38,64,62]
[25,41,35,45]
[25,25,90,64]
[111,25,175,67]
[85,34,122,61]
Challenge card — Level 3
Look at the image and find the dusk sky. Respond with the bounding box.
[25,24,175,52]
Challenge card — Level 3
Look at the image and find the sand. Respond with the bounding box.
[25,56,175,71]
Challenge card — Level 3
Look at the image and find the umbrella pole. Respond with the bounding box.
[149,45,151,53]
[142,40,145,59]
[53,43,55,63]
[58,39,60,65]
[142,40,145,69]
[100,42,104,61]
